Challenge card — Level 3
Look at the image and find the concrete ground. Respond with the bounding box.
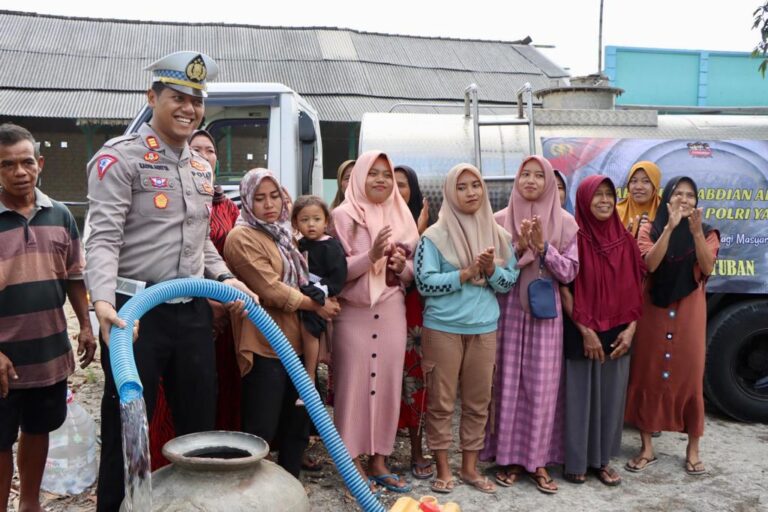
[301,408,767,512]
[8,304,766,512]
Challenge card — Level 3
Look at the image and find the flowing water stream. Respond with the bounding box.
[119,398,152,511]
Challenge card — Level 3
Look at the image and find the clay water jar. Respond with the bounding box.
[126,431,310,511]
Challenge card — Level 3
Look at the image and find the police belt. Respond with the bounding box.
[116,276,193,304]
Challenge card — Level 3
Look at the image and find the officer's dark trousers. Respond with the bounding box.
[96,296,216,512]
[241,354,310,478]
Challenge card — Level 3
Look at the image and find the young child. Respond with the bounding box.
[291,195,348,399]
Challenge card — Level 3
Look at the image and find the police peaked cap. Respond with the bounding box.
[146,51,219,98]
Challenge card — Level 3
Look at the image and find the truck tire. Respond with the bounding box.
[705,301,768,422]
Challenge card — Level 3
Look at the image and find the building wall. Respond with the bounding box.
[605,46,768,107]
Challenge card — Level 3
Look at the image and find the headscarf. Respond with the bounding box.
[616,161,662,228]
[572,176,645,332]
[553,169,574,213]
[334,151,419,304]
[423,164,512,284]
[331,159,355,209]
[497,155,579,311]
[189,129,224,202]
[236,168,308,288]
[648,176,715,308]
[393,165,424,223]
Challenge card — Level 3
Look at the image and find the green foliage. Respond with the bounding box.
[753,3,768,76]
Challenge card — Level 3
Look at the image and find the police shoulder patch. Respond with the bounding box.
[190,159,206,171]
[96,155,119,180]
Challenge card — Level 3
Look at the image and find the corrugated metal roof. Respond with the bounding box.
[317,30,358,60]
[0,89,522,122]
[0,55,552,102]
[0,89,144,119]
[0,10,568,121]
[307,96,519,122]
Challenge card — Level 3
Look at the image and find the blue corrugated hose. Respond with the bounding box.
[109,278,385,512]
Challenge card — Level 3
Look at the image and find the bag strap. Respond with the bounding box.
[537,241,551,277]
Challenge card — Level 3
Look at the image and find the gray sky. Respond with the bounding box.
[17,0,765,76]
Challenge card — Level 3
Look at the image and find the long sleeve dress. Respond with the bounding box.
[481,236,579,471]
[331,209,414,458]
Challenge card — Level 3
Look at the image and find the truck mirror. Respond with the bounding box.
[299,111,316,194]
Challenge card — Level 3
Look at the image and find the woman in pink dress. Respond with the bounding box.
[331,150,420,493]
[481,155,579,494]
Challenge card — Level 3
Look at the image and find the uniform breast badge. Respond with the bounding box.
[154,192,169,209]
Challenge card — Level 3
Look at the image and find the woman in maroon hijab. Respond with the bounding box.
[561,176,645,485]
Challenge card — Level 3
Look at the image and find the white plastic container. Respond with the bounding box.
[41,388,98,495]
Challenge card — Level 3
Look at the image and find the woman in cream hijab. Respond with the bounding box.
[416,163,518,494]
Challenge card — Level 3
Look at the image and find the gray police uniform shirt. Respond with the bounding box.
[85,123,229,306]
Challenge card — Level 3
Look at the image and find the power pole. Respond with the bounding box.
[598,0,605,74]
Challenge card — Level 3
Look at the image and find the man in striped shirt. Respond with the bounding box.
[0,123,96,512]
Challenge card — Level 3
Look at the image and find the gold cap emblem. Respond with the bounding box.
[186,55,208,83]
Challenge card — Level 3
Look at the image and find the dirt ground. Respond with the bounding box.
[8,303,767,512]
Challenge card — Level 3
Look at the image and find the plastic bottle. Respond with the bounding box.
[41,388,98,495]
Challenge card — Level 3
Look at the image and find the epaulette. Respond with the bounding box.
[103,133,141,148]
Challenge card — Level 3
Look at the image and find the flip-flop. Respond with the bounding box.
[685,459,707,476]
[411,460,434,480]
[592,466,621,486]
[624,456,658,473]
[430,478,456,494]
[370,473,412,493]
[460,475,497,494]
[494,465,523,487]
[529,472,558,494]
[359,479,381,499]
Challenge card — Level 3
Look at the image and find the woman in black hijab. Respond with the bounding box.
[393,164,433,479]
[624,177,719,476]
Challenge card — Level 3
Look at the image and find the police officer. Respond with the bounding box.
[85,51,255,511]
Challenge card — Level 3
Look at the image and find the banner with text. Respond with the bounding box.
[543,137,768,294]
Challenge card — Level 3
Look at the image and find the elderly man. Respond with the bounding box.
[0,123,96,512]
[85,51,254,511]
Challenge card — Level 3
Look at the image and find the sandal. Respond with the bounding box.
[685,459,706,476]
[494,465,523,487]
[563,472,586,484]
[592,465,621,486]
[460,474,497,494]
[624,455,658,473]
[529,469,558,494]
[411,460,434,480]
[370,473,412,493]
[301,454,323,472]
[430,478,456,494]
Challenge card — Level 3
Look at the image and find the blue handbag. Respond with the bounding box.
[528,255,557,319]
